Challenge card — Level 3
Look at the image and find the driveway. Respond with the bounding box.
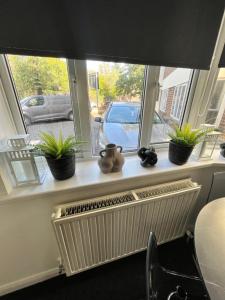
[26,118,170,155]
[27,118,101,155]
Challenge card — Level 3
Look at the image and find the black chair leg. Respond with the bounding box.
[168,286,188,300]
[146,232,209,300]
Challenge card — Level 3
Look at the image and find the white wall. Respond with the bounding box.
[159,66,165,84]
[0,165,224,296]
[162,68,192,90]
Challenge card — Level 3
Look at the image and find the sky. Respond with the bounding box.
[86,60,127,72]
[86,60,100,72]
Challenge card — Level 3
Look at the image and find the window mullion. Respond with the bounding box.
[67,59,82,139]
[188,69,220,128]
[68,59,92,158]
[0,55,25,134]
[140,66,160,148]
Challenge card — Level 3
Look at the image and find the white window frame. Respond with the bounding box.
[0,57,198,157]
[139,66,160,148]
[68,59,92,158]
[187,11,225,128]
[215,80,225,127]
[0,55,25,134]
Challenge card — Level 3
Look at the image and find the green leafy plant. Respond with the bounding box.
[168,124,213,147]
[36,132,85,159]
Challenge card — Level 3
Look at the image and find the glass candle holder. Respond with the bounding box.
[0,135,46,186]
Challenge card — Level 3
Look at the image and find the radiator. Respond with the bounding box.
[52,178,201,276]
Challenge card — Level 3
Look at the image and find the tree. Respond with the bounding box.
[116,64,145,99]
[9,55,145,104]
[98,63,120,103]
[8,55,69,99]
[88,63,145,105]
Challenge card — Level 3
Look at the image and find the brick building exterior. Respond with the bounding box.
[158,67,225,132]
[159,87,175,124]
[163,67,176,79]
[158,67,190,126]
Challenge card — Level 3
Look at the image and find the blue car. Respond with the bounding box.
[95,102,170,151]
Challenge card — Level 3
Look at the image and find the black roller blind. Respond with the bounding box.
[219,45,225,68]
[0,0,224,69]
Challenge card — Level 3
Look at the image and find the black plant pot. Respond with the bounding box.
[46,153,75,180]
[169,141,194,165]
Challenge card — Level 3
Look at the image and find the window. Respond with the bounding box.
[26,96,44,107]
[7,55,75,142]
[3,56,195,157]
[87,61,145,155]
[151,67,193,144]
[205,68,225,135]
[171,84,187,121]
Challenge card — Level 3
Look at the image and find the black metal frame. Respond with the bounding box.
[146,232,209,300]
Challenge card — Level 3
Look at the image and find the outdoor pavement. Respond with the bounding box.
[27,117,101,154]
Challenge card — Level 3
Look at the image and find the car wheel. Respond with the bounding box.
[68,111,73,121]
[24,116,31,125]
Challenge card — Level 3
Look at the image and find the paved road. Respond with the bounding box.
[27,120,75,140]
[26,117,174,155]
[26,117,171,155]
[27,118,101,154]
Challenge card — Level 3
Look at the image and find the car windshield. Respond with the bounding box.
[20,97,31,106]
[106,105,140,124]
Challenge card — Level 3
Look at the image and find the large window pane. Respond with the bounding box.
[205,68,225,136]
[152,67,193,143]
[7,55,75,141]
[87,61,145,155]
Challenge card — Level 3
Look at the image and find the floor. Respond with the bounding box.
[1,237,205,300]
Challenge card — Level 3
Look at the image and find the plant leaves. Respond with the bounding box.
[168,123,213,146]
[36,131,86,159]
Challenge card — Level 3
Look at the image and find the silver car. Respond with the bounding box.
[21,95,73,125]
[95,102,170,151]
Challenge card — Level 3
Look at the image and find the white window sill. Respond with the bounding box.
[1,150,225,204]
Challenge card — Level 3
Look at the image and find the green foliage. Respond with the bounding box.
[168,124,212,147]
[88,88,98,103]
[116,65,145,98]
[89,63,145,104]
[36,132,84,159]
[98,63,120,103]
[8,55,69,99]
[8,55,145,104]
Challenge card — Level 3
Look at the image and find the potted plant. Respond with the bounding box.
[36,132,84,180]
[168,124,211,165]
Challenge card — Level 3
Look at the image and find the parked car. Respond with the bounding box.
[95,102,171,151]
[21,95,73,125]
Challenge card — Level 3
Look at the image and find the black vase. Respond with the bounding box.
[169,141,193,165]
[46,153,75,180]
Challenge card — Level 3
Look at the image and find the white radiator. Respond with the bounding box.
[52,178,201,276]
